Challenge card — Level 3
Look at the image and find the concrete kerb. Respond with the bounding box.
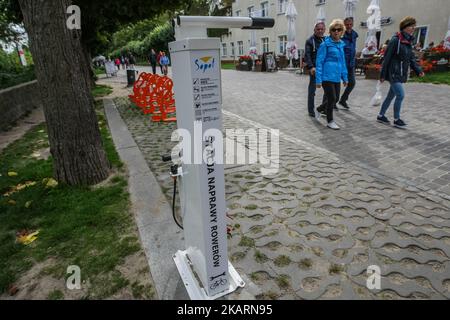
[103,98,188,300]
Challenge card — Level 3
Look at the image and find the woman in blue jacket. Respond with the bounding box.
[377,16,425,129]
[316,19,348,130]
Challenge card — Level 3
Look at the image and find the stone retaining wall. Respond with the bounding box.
[0,81,42,131]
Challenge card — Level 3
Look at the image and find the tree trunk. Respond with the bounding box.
[81,40,96,89]
[19,0,110,185]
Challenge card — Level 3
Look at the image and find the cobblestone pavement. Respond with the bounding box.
[114,96,450,300]
[97,72,133,99]
[221,70,450,199]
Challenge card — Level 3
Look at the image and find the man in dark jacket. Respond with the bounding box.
[128,53,136,68]
[149,49,157,74]
[377,16,424,129]
[305,22,326,118]
[338,17,359,110]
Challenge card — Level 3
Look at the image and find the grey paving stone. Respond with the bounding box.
[104,69,450,300]
[220,70,450,198]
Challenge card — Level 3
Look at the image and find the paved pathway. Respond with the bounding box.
[100,67,450,299]
[112,91,450,299]
[221,70,450,200]
[0,107,45,153]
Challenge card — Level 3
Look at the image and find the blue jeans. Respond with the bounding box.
[379,82,405,120]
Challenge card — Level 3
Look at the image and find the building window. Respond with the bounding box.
[262,37,269,53]
[222,43,228,57]
[413,26,429,49]
[278,35,287,54]
[238,41,244,55]
[247,6,254,17]
[278,0,287,14]
[230,42,235,57]
[235,10,241,17]
[261,2,269,17]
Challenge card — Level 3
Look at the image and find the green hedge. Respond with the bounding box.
[0,65,36,90]
[108,22,174,61]
[0,49,36,90]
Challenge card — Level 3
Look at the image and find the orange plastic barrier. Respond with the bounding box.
[128,72,176,122]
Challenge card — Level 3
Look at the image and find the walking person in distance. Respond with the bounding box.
[315,19,348,130]
[305,21,326,118]
[149,49,157,74]
[377,16,425,129]
[338,17,359,110]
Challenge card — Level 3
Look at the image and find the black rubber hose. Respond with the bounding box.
[251,17,275,28]
[172,177,183,230]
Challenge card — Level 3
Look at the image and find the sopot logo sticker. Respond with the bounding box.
[195,56,216,72]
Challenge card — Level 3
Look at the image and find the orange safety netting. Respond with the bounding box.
[129,72,176,122]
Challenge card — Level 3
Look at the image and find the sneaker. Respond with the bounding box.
[317,106,326,117]
[394,119,408,129]
[314,108,321,121]
[339,101,350,109]
[327,121,340,130]
[377,115,391,125]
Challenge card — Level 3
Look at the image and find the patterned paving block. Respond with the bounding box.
[113,94,450,300]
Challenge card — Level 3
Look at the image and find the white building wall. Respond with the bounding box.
[221,0,450,60]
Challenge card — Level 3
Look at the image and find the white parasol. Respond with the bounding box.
[316,6,326,24]
[367,0,383,106]
[366,0,381,48]
[285,0,299,66]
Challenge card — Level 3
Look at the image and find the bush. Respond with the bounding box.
[237,56,253,70]
[94,65,106,75]
[142,23,175,55]
[108,22,175,63]
[423,46,450,61]
[0,49,36,89]
[0,65,36,89]
[127,40,146,57]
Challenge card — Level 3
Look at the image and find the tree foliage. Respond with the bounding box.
[0,0,190,54]
[0,47,35,89]
[109,22,175,59]
[0,0,23,44]
[106,0,234,60]
[73,0,190,55]
[1,0,233,56]
[111,19,159,50]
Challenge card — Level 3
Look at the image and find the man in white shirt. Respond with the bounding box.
[362,43,377,57]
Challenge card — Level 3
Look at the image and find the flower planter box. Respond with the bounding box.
[435,64,448,73]
[237,61,252,71]
[236,64,250,71]
[365,68,381,80]
[277,55,289,69]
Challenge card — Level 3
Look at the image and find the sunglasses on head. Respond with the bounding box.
[331,28,343,32]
